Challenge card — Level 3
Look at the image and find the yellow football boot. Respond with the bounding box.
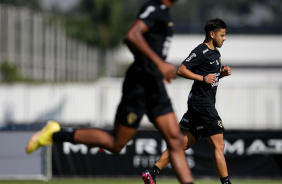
[26,120,61,154]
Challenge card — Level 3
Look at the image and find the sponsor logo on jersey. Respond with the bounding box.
[139,6,155,19]
[127,112,137,124]
[188,92,192,99]
[210,60,220,65]
[196,126,204,130]
[162,36,171,57]
[211,73,220,87]
[185,53,196,62]
[181,117,189,123]
[210,58,220,65]
[160,4,166,10]
[203,48,209,54]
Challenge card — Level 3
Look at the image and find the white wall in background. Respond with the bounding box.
[0,69,282,130]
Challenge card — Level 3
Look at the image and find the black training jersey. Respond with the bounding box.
[182,43,222,106]
[131,0,174,77]
[138,0,173,60]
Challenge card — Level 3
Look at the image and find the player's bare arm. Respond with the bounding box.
[219,65,232,79]
[177,64,216,84]
[124,20,176,83]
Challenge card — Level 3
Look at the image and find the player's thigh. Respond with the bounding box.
[154,112,182,144]
[206,132,225,150]
[181,129,196,150]
[112,121,137,148]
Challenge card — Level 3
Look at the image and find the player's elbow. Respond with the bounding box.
[176,67,184,77]
[124,30,136,46]
[176,69,181,76]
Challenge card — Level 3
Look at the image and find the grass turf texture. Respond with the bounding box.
[0,178,281,184]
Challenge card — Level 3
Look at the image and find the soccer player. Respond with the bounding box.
[25,0,194,183]
[142,18,232,184]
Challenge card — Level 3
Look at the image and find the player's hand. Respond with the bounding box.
[158,62,176,83]
[221,65,232,76]
[205,74,216,84]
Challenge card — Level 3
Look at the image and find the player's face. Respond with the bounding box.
[212,29,226,48]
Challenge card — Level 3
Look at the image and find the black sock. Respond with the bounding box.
[52,127,76,143]
[183,182,194,184]
[149,165,161,179]
[220,176,232,184]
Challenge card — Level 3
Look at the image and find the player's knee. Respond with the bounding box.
[111,146,123,154]
[111,144,124,154]
[183,142,189,150]
[167,133,184,150]
[111,148,122,154]
[183,137,190,150]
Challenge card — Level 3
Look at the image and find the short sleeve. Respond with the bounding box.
[138,4,158,29]
[181,49,204,71]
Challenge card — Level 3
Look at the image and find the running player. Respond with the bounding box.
[142,18,232,184]
[26,0,194,184]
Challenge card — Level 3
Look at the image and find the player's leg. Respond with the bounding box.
[156,129,196,168]
[73,121,136,153]
[26,120,137,154]
[154,112,194,184]
[207,132,231,184]
[26,65,143,154]
[143,129,196,183]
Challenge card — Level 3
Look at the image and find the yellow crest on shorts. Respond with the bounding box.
[217,120,223,128]
[127,112,137,124]
[218,120,223,128]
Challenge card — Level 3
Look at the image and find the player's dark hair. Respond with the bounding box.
[204,18,226,37]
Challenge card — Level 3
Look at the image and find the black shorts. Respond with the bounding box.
[179,105,224,139]
[115,64,173,128]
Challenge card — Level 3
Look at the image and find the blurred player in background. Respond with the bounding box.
[26,0,194,183]
[142,18,232,184]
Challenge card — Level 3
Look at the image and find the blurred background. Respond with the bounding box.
[0,0,281,181]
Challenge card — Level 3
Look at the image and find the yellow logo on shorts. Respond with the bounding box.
[218,120,223,128]
[127,112,137,124]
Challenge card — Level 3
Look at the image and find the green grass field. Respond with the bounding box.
[0,178,282,184]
